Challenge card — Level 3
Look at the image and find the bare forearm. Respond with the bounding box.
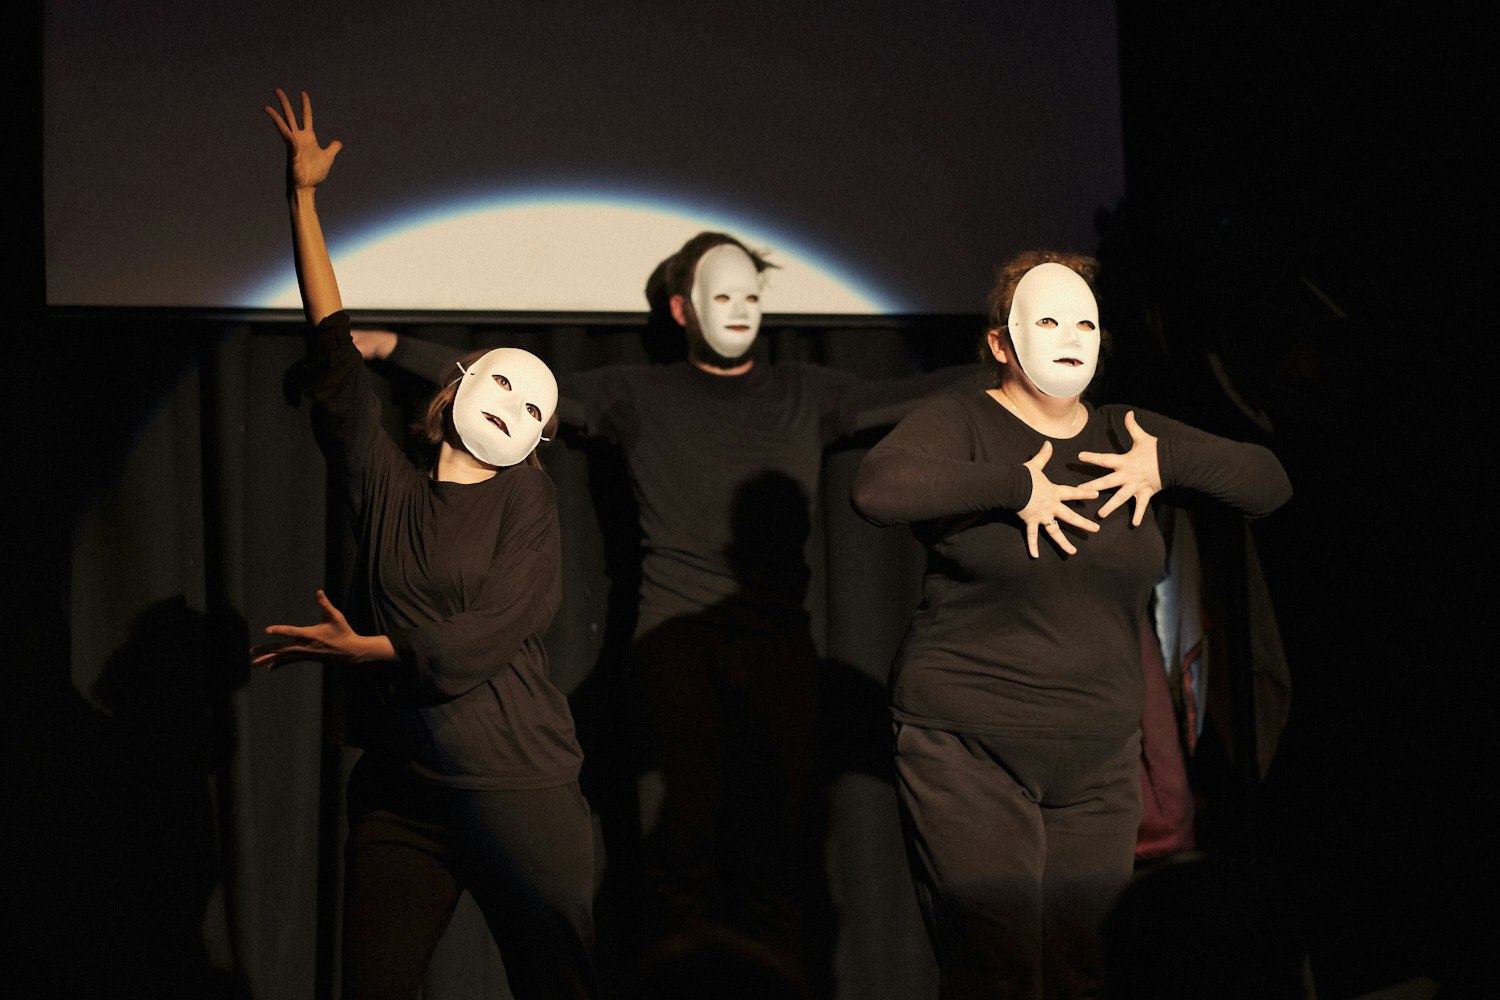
[288,187,343,326]
[355,632,397,664]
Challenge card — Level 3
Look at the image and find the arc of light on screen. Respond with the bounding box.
[250,189,896,314]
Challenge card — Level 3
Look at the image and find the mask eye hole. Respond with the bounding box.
[526,404,541,421]
[745,294,759,303]
[492,374,512,390]
[1078,320,1096,332]
[1036,317,1058,328]
[713,294,731,303]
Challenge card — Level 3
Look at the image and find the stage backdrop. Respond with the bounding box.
[33,3,1131,996]
[44,0,1122,317]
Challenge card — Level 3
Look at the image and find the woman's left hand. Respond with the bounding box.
[251,590,393,670]
[1078,411,1162,526]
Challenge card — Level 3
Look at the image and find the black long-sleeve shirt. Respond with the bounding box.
[852,392,1291,737]
[391,335,980,637]
[289,313,583,789]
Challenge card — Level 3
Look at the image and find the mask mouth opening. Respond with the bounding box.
[1053,356,1084,366]
[483,412,511,436]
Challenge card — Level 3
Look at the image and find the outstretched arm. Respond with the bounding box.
[851,395,1100,556]
[351,328,591,429]
[1080,409,1291,521]
[251,589,396,671]
[263,88,344,325]
[843,364,987,434]
[351,328,461,385]
[350,328,398,362]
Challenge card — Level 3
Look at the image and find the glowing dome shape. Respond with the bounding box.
[254,192,894,313]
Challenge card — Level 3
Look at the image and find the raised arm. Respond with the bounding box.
[263,88,344,325]
[264,94,403,510]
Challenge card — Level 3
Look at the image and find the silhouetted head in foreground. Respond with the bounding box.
[1101,851,1308,1000]
[624,925,808,1000]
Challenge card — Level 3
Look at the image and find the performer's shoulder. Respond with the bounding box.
[496,462,560,517]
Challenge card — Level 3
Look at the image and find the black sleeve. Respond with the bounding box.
[284,311,403,521]
[558,366,636,441]
[841,364,989,434]
[386,470,563,701]
[1137,408,1293,518]
[851,394,1033,527]
[388,333,463,387]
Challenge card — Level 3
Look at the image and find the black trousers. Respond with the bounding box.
[634,614,818,968]
[341,755,599,1000]
[894,725,1142,1000]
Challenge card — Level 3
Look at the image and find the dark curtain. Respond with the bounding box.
[13,314,975,999]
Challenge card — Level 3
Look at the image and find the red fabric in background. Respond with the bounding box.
[1135,614,1195,861]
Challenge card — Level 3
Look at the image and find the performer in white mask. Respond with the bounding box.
[678,241,765,367]
[450,346,559,469]
[253,88,597,1000]
[853,250,1293,999]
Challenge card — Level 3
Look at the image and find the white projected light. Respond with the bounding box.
[253,193,892,314]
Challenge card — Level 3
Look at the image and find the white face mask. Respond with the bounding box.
[1006,262,1100,399]
[689,244,763,360]
[450,348,558,468]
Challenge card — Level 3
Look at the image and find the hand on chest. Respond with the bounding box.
[979,414,1156,551]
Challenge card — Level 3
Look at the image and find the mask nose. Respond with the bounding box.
[729,297,749,320]
[1060,322,1082,347]
[497,392,530,423]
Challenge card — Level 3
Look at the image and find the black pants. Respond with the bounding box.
[894,725,1141,1000]
[635,614,818,968]
[341,756,599,1000]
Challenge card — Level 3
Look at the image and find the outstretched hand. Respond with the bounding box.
[1078,411,1161,526]
[263,88,343,192]
[1017,440,1100,558]
[251,590,393,671]
[350,329,398,361]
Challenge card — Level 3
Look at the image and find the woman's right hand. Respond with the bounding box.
[1017,440,1099,558]
[263,88,342,192]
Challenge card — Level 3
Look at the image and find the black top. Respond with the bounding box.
[290,312,583,790]
[852,391,1291,737]
[393,335,978,637]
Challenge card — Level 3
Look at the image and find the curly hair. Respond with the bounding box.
[980,250,1106,386]
[415,348,559,470]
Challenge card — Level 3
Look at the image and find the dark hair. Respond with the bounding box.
[415,347,559,471]
[647,231,779,311]
[979,249,1107,387]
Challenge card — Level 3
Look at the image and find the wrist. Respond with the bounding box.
[356,633,397,665]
